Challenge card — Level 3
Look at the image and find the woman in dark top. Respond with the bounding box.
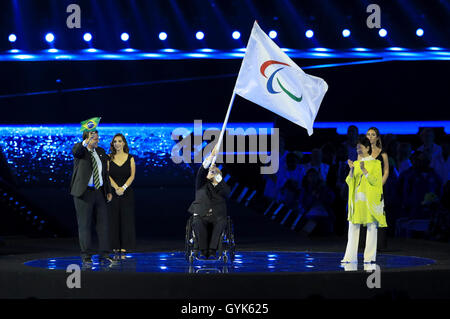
[365,127,389,250]
[108,133,136,256]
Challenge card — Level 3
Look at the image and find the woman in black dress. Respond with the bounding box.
[108,133,136,256]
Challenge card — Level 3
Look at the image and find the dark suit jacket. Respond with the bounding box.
[70,142,112,198]
[188,165,230,218]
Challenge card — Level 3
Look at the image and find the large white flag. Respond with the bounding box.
[234,21,328,136]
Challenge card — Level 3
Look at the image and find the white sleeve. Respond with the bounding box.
[202,157,213,169]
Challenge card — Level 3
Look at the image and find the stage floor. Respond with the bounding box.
[23,251,435,274]
[1,235,449,299]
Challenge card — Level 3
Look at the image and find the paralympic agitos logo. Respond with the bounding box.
[260,60,303,102]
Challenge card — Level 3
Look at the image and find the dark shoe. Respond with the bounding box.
[99,255,113,264]
[198,250,208,260]
[208,249,217,259]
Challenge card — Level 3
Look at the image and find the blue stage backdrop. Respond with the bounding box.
[0,123,276,187]
[1,121,448,187]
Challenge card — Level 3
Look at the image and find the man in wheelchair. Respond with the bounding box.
[187,146,231,259]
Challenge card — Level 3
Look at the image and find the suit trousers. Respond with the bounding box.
[192,214,227,251]
[73,187,111,257]
[342,221,378,263]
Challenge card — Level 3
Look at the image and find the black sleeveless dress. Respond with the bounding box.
[109,154,136,250]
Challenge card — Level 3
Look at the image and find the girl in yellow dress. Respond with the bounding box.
[341,136,387,263]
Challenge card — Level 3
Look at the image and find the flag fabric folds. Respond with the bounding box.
[80,117,101,132]
[234,21,328,136]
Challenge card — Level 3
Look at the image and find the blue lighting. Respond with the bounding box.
[387,47,406,51]
[427,47,443,51]
[83,33,92,42]
[13,54,34,60]
[232,31,241,40]
[159,32,167,41]
[24,251,435,273]
[121,32,129,42]
[312,121,450,135]
[47,48,59,53]
[312,47,332,52]
[161,48,177,53]
[416,28,424,37]
[342,29,351,38]
[45,33,55,43]
[378,28,387,37]
[186,53,208,58]
[0,123,273,186]
[8,34,17,43]
[268,30,277,39]
[352,47,370,52]
[305,29,314,38]
[140,53,163,58]
[198,48,215,52]
[0,48,448,63]
[196,31,205,40]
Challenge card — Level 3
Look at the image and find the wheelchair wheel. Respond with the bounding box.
[188,251,195,263]
[227,218,236,262]
[185,216,194,262]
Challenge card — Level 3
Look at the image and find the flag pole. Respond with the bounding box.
[211,89,236,166]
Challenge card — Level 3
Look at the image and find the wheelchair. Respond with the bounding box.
[184,215,236,264]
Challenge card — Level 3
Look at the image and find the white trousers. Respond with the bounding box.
[342,222,378,263]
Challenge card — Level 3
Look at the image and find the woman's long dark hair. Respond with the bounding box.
[358,135,372,155]
[109,133,129,160]
[367,127,383,149]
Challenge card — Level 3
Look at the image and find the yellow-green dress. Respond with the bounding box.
[346,157,387,227]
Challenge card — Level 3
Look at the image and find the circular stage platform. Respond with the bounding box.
[24,251,435,273]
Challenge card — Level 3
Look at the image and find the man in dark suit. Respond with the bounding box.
[188,147,230,259]
[71,130,113,264]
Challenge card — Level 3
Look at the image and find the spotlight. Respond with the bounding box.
[8,34,17,43]
[121,32,129,42]
[232,31,241,40]
[305,30,314,38]
[159,32,167,41]
[196,31,204,40]
[268,30,277,39]
[83,32,92,42]
[45,33,55,43]
[342,29,351,38]
[378,28,387,37]
[416,28,424,37]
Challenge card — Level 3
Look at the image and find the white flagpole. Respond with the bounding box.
[211,89,236,166]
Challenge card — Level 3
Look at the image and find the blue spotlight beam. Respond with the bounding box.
[0,48,449,62]
[314,121,450,135]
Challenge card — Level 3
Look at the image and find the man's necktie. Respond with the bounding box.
[90,150,101,189]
